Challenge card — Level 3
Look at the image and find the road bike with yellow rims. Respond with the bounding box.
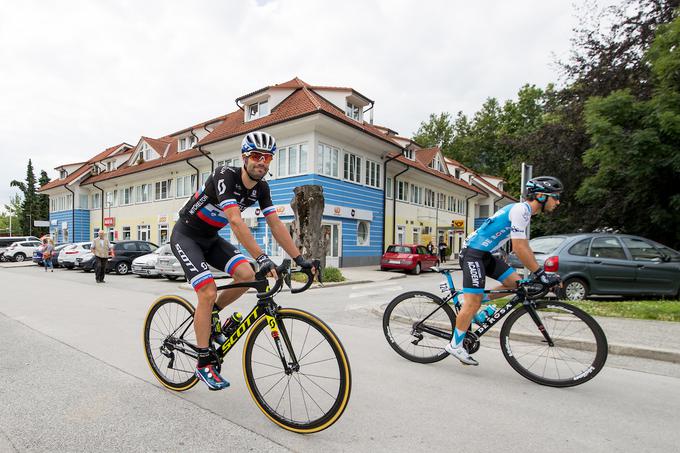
[142,259,351,433]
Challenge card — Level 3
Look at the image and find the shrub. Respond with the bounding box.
[322,266,345,282]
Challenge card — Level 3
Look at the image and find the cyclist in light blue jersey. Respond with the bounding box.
[446,176,564,365]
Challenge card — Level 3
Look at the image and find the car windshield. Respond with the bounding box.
[529,237,566,254]
[387,246,412,254]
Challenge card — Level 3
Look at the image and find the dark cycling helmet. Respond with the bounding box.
[526,176,563,195]
[241,131,277,155]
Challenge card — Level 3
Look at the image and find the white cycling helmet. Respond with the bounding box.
[241,131,277,155]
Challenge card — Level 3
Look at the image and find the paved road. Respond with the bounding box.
[1,265,679,452]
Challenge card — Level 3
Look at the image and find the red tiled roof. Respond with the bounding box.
[140,136,171,157]
[201,86,400,149]
[82,137,187,185]
[443,157,517,201]
[388,152,486,195]
[39,143,131,191]
[415,147,440,168]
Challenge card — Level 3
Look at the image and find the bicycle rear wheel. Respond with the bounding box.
[383,291,455,364]
[143,295,199,391]
[243,308,351,433]
[500,301,608,387]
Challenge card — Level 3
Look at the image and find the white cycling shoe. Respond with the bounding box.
[445,343,479,366]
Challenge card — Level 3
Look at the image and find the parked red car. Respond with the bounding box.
[380,244,440,275]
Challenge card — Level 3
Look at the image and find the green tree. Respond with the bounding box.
[412,112,455,153]
[37,170,51,227]
[578,14,680,249]
[2,193,23,236]
[10,159,39,235]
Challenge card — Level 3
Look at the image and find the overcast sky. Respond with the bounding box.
[0,0,620,211]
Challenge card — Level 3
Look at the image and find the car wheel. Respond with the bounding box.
[166,275,179,281]
[560,278,589,301]
[411,263,421,275]
[380,266,388,271]
[14,253,25,262]
[116,261,130,275]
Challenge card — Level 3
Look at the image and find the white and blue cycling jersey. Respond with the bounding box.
[464,202,532,252]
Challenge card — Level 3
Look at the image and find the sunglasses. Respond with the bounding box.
[546,193,561,200]
[245,151,273,163]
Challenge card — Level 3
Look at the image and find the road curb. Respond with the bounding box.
[370,305,680,365]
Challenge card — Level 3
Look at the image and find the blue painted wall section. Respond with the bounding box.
[49,209,91,244]
[240,175,384,266]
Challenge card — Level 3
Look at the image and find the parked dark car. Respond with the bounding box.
[380,244,440,275]
[508,234,680,300]
[76,240,158,275]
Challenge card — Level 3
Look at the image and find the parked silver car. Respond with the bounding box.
[58,242,93,269]
[508,234,680,300]
[155,248,253,281]
[132,244,168,277]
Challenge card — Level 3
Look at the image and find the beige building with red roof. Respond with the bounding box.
[40,78,516,267]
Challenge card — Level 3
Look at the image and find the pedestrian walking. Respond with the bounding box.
[91,230,111,283]
[439,240,448,263]
[42,238,54,272]
[426,241,435,256]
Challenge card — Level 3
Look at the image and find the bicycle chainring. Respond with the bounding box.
[463,332,480,354]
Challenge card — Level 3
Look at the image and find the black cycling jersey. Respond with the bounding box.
[178,166,276,236]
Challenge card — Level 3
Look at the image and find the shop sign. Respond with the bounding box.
[104,217,115,227]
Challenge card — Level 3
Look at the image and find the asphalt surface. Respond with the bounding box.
[1,265,679,452]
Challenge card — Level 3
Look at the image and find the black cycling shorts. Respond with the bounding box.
[170,221,249,291]
[459,247,515,293]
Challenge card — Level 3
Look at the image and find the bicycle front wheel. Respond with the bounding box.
[383,291,455,363]
[143,295,199,391]
[243,308,351,434]
[500,301,608,387]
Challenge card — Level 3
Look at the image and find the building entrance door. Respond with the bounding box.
[322,223,341,268]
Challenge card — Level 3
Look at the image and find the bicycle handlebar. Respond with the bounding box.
[254,258,322,298]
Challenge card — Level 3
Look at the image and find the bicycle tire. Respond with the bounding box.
[243,308,351,433]
[500,301,608,387]
[143,295,199,391]
[383,291,455,364]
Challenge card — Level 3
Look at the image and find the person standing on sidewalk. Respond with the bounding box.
[438,240,448,263]
[42,238,54,272]
[91,230,110,283]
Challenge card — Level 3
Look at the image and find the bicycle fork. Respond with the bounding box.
[264,306,300,374]
[525,303,555,347]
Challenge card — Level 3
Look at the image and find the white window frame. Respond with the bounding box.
[176,174,197,198]
[247,99,269,121]
[410,185,423,205]
[386,177,393,198]
[92,193,101,210]
[412,226,421,245]
[429,154,445,172]
[403,148,415,160]
[357,221,370,246]
[397,181,409,202]
[121,186,134,206]
[343,151,362,184]
[137,225,151,241]
[276,143,308,178]
[178,136,197,151]
[136,184,151,203]
[365,160,381,188]
[317,143,339,178]
[122,226,131,240]
[346,102,362,121]
[154,179,172,201]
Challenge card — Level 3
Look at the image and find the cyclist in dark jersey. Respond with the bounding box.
[171,131,315,390]
[445,176,564,365]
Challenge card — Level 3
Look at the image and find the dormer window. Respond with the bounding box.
[403,149,415,160]
[136,142,153,164]
[345,102,362,121]
[106,161,113,172]
[454,169,461,179]
[429,154,445,172]
[247,100,269,121]
[59,169,67,179]
[178,136,197,151]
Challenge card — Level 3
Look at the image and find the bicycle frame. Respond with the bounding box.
[415,287,555,346]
